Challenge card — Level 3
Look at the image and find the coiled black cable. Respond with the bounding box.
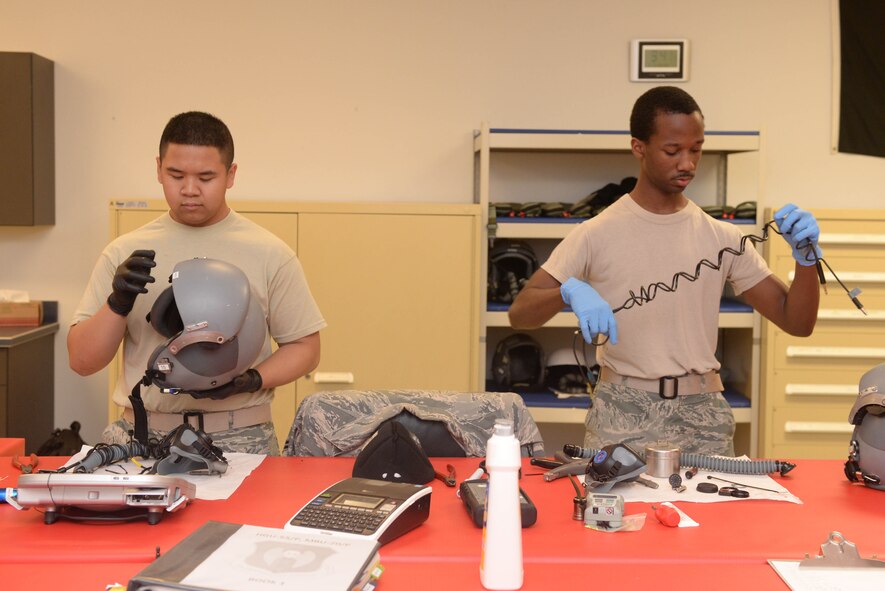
[579,220,865,348]
[611,220,858,313]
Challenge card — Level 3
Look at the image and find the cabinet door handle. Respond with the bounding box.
[784,421,854,434]
[788,271,885,284]
[312,372,355,384]
[817,309,885,321]
[786,346,885,359]
[819,233,885,246]
[784,384,857,396]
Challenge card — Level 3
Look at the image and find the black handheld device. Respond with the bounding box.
[459,479,537,528]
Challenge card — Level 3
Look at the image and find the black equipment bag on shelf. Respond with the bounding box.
[491,333,545,390]
[488,239,539,304]
[570,176,637,218]
[36,421,87,456]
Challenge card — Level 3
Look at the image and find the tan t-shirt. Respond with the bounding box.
[72,210,326,413]
[542,196,770,379]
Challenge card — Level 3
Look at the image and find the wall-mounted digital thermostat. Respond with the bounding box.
[630,39,689,82]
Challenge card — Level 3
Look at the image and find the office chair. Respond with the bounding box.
[283,389,545,458]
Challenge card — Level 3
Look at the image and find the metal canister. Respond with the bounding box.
[645,442,681,478]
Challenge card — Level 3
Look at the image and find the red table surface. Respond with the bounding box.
[0,438,25,457]
[0,560,788,591]
[2,455,883,590]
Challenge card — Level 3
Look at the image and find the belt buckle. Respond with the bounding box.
[183,411,205,432]
[659,376,678,400]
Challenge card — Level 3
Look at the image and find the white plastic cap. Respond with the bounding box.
[493,419,514,437]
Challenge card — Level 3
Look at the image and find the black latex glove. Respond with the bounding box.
[188,369,263,400]
[107,249,157,316]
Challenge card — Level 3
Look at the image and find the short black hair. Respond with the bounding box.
[159,111,235,168]
[629,86,703,142]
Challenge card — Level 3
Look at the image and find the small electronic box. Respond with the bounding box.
[584,492,625,529]
[459,479,537,528]
[284,477,432,544]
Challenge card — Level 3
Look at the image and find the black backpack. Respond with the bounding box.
[488,239,539,304]
[570,176,637,218]
[36,421,87,456]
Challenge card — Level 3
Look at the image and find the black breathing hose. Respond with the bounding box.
[65,441,154,473]
[562,444,796,476]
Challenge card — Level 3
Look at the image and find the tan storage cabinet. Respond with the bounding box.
[760,209,885,458]
[109,200,480,448]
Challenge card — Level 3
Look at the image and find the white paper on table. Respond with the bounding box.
[64,446,266,500]
[660,501,699,527]
[585,457,802,505]
[768,560,885,590]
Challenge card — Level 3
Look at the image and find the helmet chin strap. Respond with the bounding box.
[128,370,162,446]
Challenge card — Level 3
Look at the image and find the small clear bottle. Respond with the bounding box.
[480,419,523,590]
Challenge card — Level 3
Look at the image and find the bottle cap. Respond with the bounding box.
[493,419,514,437]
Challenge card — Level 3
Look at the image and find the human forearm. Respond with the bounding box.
[779,263,820,336]
[743,268,820,337]
[255,332,321,388]
[67,305,128,375]
[509,286,566,328]
[508,272,567,330]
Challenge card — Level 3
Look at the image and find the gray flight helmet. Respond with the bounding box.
[146,258,267,393]
[846,363,885,491]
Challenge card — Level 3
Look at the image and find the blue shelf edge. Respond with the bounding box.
[488,128,760,137]
[486,386,750,410]
[488,298,751,314]
[494,216,755,225]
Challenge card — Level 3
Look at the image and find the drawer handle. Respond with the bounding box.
[784,384,856,396]
[788,271,885,284]
[784,421,854,434]
[817,309,885,321]
[312,372,355,384]
[819,233,885,246]
[786,346,885,359]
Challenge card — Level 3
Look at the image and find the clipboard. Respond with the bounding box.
[768,531,885,590]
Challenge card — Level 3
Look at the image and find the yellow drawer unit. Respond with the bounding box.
[767,404,856,460]
[761,209,885,459]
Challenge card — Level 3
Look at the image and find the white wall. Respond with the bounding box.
[1,0,882,443]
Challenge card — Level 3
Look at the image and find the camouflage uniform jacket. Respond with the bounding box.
[284,389,545,457]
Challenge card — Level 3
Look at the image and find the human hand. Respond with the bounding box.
[107,249,156,316]
[188,369,263,400]
[774,204,822,266]
[561,277,617,345]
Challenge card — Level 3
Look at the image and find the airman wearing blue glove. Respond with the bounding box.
[561,277,617,345]
[508,86,823,458]
[774,203,822,266]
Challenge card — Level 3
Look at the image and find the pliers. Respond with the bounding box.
[434,464,457,487]
[12,453,39,474]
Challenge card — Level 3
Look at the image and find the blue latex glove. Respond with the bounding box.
[561,277,617,345]
[774,204,822,266]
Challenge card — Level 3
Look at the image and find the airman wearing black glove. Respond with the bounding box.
[188,368,263,400]
[107,249,157,316]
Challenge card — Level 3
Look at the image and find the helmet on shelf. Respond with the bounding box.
[145,258,266,394]
[845,363,885,491]
[544,347,596,394]
[487,240,538,304]
[491,333,545,390]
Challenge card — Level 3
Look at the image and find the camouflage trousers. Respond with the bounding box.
[102,418,281,456]
[584,381,735,456]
